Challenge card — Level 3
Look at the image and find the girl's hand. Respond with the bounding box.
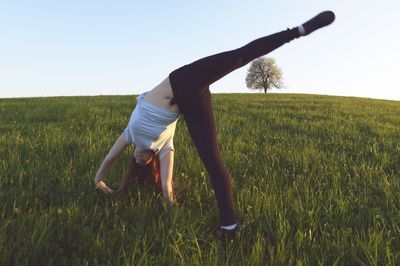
[95,180,114,194]
[162,190,175,206]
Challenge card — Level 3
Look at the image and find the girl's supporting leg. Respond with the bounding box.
[182,90,236,225]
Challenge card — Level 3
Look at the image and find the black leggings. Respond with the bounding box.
[169,27,300,226]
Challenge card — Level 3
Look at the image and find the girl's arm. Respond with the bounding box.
[94,132,129,194]
[159,150,175,205]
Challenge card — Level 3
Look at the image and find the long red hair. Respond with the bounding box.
[116,153,162,193]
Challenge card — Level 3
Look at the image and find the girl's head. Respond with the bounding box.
[116,149,161,193]
[133,147,153,165]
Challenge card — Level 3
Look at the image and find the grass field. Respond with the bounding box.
[1,93,400,265]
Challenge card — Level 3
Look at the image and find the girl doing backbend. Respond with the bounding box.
[94,11,336,234]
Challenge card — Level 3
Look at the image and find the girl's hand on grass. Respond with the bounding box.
[95,180,114,194]
[163,192,175,210]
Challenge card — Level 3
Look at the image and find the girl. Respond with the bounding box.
[94,11,335,234]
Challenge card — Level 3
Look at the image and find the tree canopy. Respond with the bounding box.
[246,57,283,93]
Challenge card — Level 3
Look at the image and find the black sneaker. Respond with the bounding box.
[302,11,336,35]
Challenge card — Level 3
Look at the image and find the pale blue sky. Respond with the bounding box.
[1,1,399,100]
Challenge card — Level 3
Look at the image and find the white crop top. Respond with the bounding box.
[124,92,181,159]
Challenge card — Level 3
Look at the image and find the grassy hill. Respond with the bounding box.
[1,93,399,265]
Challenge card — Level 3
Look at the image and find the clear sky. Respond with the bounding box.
[1,1,399,101]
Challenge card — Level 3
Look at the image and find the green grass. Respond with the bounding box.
[1,93,400,265]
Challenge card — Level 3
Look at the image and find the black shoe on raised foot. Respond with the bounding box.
[302,11,336,35]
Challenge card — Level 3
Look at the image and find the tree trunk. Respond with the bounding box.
[264,87,267,93]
